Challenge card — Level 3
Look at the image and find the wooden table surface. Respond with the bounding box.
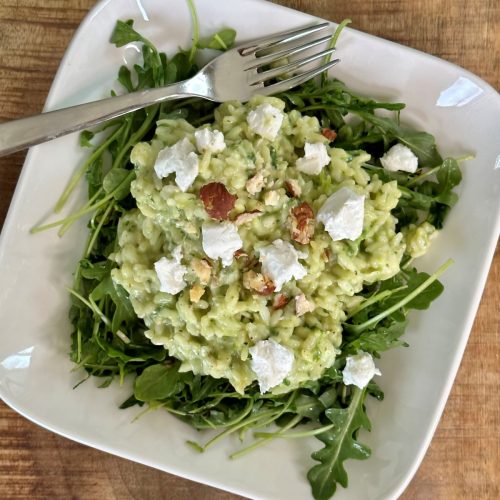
[0,1,498,498]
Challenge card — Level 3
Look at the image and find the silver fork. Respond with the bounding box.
[0,22,339,157]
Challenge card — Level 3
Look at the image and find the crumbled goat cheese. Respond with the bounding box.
[202,221,243,267]
[295,293,315,317]
[296,142,330,175]
[380,143,418,173]
[264,190,280,206]
[342,351,381,389]
[194,128,226,154]
[317,187,365,241]
[154,246,187,295]
[154,137,199,191]
[245,171,265,195]
[249,339,294,393]
[247,103,284,141]
[259,239,307,291]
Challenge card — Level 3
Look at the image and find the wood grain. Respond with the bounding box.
[0,1,498,499]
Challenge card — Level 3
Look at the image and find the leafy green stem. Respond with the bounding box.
[54,123,124,213]
[255,423,335,439]
[230,413,303,460]
[31,171,134,233]
[321,19,351,86]
[346,259,453,334]
[85,201,115,258]
[186,0,200,65]
[346,285,408,319]
[406,154,473,187]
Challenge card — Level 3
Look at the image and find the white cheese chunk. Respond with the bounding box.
[259,239,307,291]
[194,128,226,154]
[317,187,365,241]
[295,293,315,317]
[296,142,330,175]
[264,190,280,206]
[380,143,418,173]
[249,339,294,393]
[202,221,243,267]
[154,246,187,295]
[154,137,199,192]
[247,103,283,141]
[342,351,381,389]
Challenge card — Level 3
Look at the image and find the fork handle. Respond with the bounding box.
[0,77,204,157]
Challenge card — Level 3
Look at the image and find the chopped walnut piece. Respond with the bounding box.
[321,128,337,142]
[290,202,315,244]
[295,293,315,316]
[189,284,205,303]
[199,182,236,220]
[242,270,275,296]
[245,171,265,195]
[192,258,211,284]
[273,293,289,310]
[264,190,280,206]
[234,210,263,226]
[285,179,301,198]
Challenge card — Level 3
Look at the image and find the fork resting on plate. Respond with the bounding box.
[0,22,339,157]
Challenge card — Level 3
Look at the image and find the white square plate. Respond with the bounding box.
[0,0,499,499]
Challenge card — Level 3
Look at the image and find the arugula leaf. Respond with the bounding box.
[437,158,462,189]
[80,130,94,148]
[344,320,409,356]
[118,65,134,92]
[110,20,148,47]
[356,111,442,167]
[345,260,452,335]
[102,168,134,200]
[134,363,185,401]
[308,387,371,499]
[198,28,236,50]
[79,259,111,280]
[90,276,136,334]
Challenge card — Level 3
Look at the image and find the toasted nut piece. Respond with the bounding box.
[234,249,248,259]
[245,171,265,195]
[235,250,258,271]
[273,293,289,310]
[295,293,315,316]
[190,284,205,303]
[322,248,331,263]
[243,270,275,296]
[290,202,315,244]
[285,179,301,198]
[264,190,280,206]
[192,258,211,284]
[321,128,337,142]
[234,210,263,226]
[199,182,236,220]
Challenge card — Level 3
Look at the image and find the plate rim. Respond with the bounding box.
[1,0,499,499]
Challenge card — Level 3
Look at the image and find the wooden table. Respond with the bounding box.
[0,1,498,498]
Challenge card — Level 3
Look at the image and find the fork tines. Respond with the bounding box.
[241,22,340,93]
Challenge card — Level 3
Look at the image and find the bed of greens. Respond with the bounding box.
[33,4,469,499]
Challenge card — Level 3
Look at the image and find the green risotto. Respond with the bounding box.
[111,95,427,393]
